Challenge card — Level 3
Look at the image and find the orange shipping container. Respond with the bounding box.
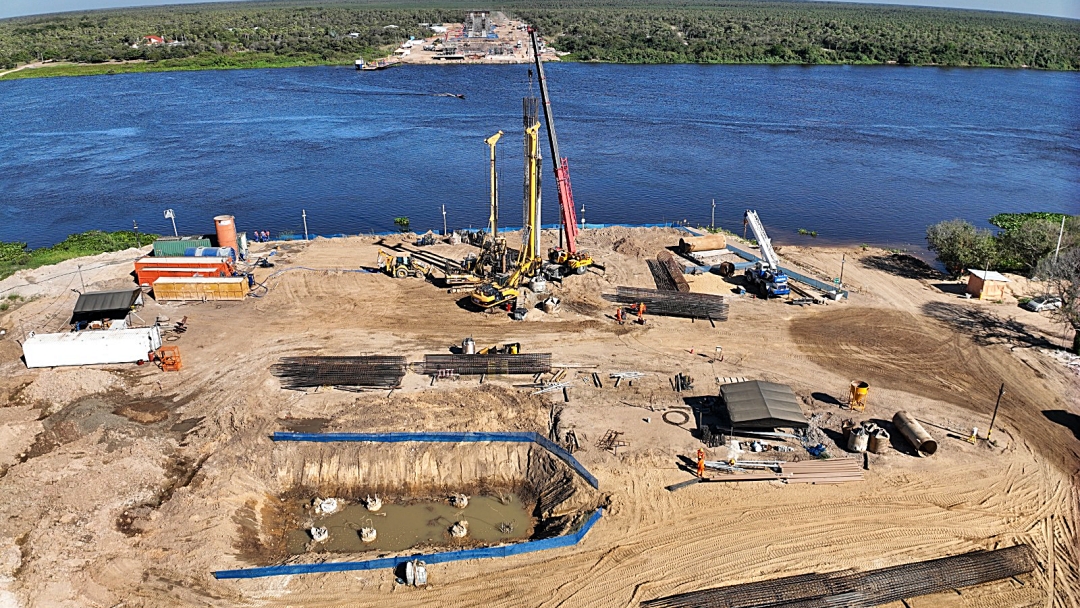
[134,256,234,287]
[152,277,249,301]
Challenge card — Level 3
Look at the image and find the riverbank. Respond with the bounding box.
[0,231,158,282]
[1,54,1070,81]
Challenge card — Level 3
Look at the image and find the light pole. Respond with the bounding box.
[302,209,309,241]
[442,204,448,236]
[711,199,715,230]
[164,209,178,237]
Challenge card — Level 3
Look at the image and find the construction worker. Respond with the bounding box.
[696,448,706,478]
[615,307,624,325]
[636,302,646,325]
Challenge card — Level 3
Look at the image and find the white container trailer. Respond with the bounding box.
[22,326,162,368]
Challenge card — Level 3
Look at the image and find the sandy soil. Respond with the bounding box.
[0,227,1076,608]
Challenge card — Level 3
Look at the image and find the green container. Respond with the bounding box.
[153,237,211,257]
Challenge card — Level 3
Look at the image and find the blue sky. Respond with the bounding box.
[1,0,1077,20]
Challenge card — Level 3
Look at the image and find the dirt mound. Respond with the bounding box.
[20,368,121,409]
[612,236,648,258]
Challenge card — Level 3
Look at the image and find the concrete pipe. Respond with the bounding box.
[679,234,727,253]
[892,411,938,456]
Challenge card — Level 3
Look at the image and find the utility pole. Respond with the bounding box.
[1054,214,1066,262]
[77,264,85,292]
[987,383,1005,441]
[711,199,716,230]
[302,209,309,241]
[133,220,141,248]
[442,204,447,236]
[838,254,846,287]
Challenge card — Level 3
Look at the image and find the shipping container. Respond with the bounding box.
[23,326,162,368]
[153,237,211,257]
[153,277,249,301]
[134,256,234,287]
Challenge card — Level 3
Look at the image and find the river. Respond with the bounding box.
[0,63,1076,249]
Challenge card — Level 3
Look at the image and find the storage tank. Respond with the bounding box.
[214,215,239,253]
[183,247,236,260]
[892,411,938,456]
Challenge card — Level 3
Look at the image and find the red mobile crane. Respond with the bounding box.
[528,27,593,274]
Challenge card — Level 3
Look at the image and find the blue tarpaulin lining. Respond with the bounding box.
[271,431,599,490]
[277,222,680,240]
[213,508,602,579]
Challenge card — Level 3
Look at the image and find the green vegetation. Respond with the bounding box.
[394,216,411,232]
[925,214,1078,278]
[1,1,1077,79]
[0,230,158,280]
[797,228,818,237]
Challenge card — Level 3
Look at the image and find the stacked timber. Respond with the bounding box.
[779,458,864,484]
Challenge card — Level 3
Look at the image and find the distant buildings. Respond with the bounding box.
[142,35,164,45]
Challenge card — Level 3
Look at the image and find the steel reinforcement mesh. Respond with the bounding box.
[641,545,1035,608]
[603,286,729,321]
[271,356,407,389]
[422,353,552,376]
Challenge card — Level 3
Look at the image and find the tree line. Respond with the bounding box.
[1,1,1077,72]
[926,213,1080,353]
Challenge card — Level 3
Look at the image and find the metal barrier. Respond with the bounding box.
[271,431,599,490]
[214,508,602,579]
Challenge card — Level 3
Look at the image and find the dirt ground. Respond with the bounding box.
[0,227,1076,608]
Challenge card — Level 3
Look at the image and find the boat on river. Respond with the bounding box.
[357,57,400,71]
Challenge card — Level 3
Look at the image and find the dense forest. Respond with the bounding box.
[0,0,1077,75]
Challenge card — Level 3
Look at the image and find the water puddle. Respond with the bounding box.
[286,494,535,554]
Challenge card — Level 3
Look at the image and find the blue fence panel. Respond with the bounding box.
[214,509,603,579]
[533,435,600,489]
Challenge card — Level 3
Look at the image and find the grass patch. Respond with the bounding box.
[0,230,158,281]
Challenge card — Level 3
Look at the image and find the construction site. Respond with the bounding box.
[1,26,1078,608]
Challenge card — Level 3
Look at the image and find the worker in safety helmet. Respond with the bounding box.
[696,448,706,478]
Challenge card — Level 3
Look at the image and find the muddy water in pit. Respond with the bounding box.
[286,495,534,554]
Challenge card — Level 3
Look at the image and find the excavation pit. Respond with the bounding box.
[221,433,601,577]
[286,492,535,554]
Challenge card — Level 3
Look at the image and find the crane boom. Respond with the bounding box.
[529,27,580,253]
[743,210,780,271]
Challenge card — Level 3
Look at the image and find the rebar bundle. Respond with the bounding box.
[422,353,551,376]
[646,259,678,292]
[656,251,691,292]
[602,286,729,321]
[272,356,407,389]
[642,545,1035,608]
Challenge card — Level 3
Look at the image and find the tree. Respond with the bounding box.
[1035,247,1080,354]
[925,219,997,278]
[997,218,1061,274]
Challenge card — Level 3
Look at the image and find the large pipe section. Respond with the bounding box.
[214,215,239,253]
[892,411,938,456]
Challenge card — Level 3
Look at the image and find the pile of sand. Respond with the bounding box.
[20,368,121,409]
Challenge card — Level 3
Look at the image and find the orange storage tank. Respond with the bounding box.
[214,215,239,253]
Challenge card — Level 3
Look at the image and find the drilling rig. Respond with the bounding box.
[529,27,593,276]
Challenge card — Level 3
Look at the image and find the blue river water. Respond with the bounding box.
[0,63,1076,249]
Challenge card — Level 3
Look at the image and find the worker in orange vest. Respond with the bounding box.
[636,302,646,324]
[615,307,624,325]
[696,448,706,478]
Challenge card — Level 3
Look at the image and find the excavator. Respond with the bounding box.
[529,27,593,276]
[470,121,543,309]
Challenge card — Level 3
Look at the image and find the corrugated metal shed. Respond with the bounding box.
[719,380,808,430]
[71,289,142,323]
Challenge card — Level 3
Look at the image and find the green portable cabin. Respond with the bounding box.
[152,236,211,257]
